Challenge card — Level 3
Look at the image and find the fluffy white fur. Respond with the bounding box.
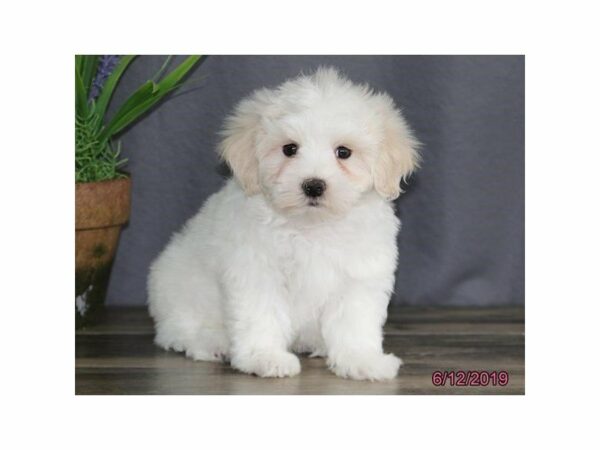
[148,68,420,381]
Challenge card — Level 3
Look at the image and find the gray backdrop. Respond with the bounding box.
[105,55,524,307]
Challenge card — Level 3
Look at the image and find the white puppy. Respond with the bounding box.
[148,68,420,381]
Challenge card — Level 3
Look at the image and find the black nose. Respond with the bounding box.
[302,178,326,198]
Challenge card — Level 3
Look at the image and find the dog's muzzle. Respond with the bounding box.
[302,178,326,198]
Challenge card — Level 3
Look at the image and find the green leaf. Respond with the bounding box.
[152,55,173,82]
[99,55,201,140]
[75,67,88,117]
[155,55,201,93]
[99,84,180,139]
[94,55,137,123]
[104,80,156,132]
[81,55,99,95]
[75,55,84,78]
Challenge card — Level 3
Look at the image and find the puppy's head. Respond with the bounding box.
[219,67,420,216]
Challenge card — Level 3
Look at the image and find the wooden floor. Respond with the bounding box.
[76,306,524,395]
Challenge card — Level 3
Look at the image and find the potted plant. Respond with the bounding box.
[75,55,201,328]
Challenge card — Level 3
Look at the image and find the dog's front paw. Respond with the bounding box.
[328,352,402,381]
[232,351,301,378]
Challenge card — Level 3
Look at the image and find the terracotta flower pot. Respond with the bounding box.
[75,176,131,328]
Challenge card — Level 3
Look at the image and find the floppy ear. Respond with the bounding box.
[218,92,268,195]
[373,94,421,200]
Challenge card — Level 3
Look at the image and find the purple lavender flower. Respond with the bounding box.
[89,55,120,101]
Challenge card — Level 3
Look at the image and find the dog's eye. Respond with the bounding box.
[282,143,298,157]
[335,146,352,159]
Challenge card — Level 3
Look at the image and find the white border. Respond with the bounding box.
[2,1,600,448]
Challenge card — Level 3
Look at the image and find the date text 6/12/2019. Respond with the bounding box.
[432,370,509,387]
